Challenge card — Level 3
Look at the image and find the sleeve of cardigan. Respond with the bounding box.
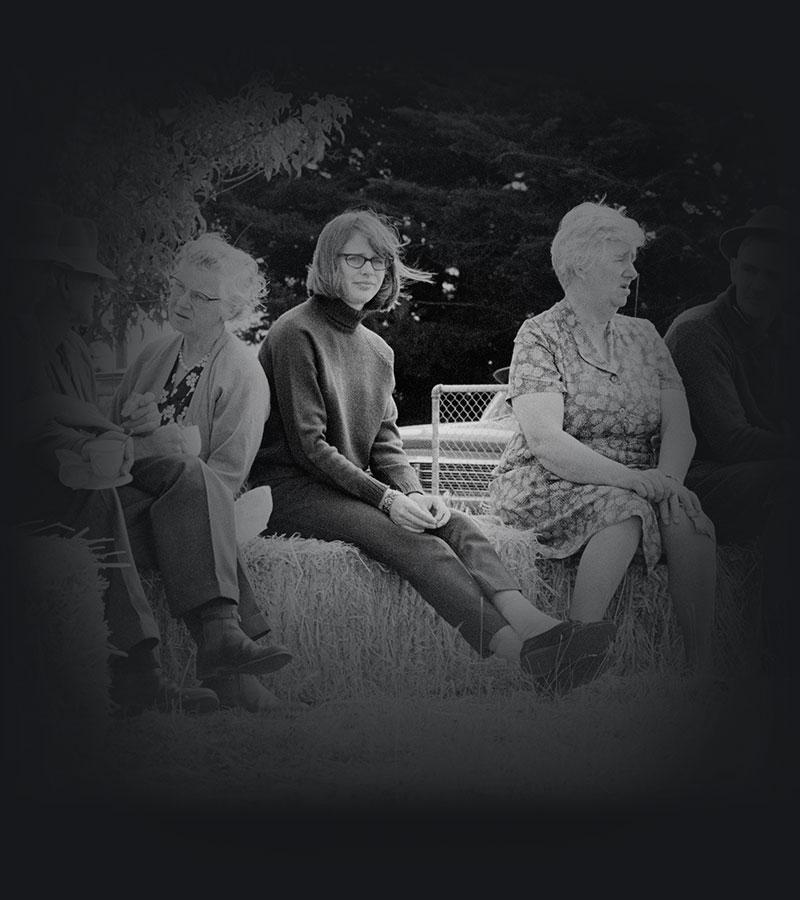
[667,319,788,463]
[264,322,389,507]
[109,350,147,426]
[369,394,424,494]
[204,350,270,497]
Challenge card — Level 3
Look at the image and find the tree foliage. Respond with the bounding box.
[26,74,350,350]
[210,62,792,422]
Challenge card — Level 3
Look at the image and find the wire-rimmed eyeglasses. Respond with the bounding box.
[169,276,220,303]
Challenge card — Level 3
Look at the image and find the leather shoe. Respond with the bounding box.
[202,673,309,713]
[196,631,294,679]
[519,621,573,677]
[111,666,220,716]
[544,620,617,692]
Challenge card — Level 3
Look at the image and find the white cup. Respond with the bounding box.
[88,439,125,479]
[180,425,202,457]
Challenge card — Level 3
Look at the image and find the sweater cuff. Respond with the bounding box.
[394,473,425,496]
[362,476,392,508]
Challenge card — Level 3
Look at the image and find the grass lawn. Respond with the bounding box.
[74,667,772,814]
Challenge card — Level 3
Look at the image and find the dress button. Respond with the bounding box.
[610,374,619,383]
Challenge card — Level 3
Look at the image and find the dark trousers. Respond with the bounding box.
[118,455,270,639]
[687,458,790,658]
[24,467,160,653]
[265,478,517,656]
[23,455,269,653]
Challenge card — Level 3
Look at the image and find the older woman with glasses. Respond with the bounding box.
[487,201,717,671]
[111,233,293,710]
[113,233,269,498]
[248,208,617,690]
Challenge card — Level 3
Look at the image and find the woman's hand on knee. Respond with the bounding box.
[388,492,438,533]
[410,492,451,529]
[622,468,664,502]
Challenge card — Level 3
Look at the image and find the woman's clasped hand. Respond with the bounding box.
[622,467,709,529]
[387,491,452,533]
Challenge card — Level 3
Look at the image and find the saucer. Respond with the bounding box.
[92,472,133,490]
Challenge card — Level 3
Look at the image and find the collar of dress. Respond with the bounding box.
[559,298,620,375]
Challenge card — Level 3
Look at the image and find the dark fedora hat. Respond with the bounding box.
[58,216,117,280]
[719,205,790,260]
[8,199,73,266]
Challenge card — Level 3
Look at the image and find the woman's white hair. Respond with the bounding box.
[172,232,267,321]
[550,201,647,290]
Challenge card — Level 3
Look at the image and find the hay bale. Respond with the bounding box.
[145,518,762,703]
[470,516,763,675]
[19,531,112,721]
[241,534,526,703]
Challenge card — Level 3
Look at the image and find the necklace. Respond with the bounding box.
[178,343,210,371]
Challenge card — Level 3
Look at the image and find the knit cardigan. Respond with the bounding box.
[111,329,269,496]
[250,294,424,506]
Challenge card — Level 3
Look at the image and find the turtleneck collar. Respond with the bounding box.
[312,294,369,332]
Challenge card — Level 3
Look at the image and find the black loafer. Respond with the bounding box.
[519,622,574,677]
[550,620,617,692]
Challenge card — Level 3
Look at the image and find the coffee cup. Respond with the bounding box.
[88,439,125,479]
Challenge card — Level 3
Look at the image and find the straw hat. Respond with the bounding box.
[57,216,117,280]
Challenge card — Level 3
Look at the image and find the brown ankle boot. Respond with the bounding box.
[195,604,293,679]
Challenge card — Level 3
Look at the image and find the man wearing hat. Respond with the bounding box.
[664,206,792,543]
[665,205,797,778]
[12,201,291,715]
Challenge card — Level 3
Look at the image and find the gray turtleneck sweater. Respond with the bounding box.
[251,294,424,506]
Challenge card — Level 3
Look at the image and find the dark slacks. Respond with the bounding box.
[265,478,516,656]
[688,457,793,681]
[23,455,269,653]
[686,458,789,546]
[24,467,160,653]
[118,455,270,639]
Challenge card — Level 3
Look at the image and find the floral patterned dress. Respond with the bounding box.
[157,356,205,425]
[487,299,685,572]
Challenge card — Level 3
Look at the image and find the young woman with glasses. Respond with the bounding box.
[249,208,618,689]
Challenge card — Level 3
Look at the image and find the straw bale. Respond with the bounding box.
[19,531,113,722]
[144,519,762,702]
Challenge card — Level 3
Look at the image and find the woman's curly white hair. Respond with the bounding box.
[550,201,646,290]
[172,232,267,321]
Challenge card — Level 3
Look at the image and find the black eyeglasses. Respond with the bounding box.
[337,253,390,271]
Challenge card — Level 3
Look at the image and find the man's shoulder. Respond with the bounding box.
[665,298,726,345]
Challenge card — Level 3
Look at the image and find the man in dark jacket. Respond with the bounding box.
[665,205,792,545]
[665,205,796,783]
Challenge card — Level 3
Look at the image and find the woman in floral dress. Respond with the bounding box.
[488,202,717,669]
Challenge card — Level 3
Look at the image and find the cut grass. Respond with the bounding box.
[15,528,772,815]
